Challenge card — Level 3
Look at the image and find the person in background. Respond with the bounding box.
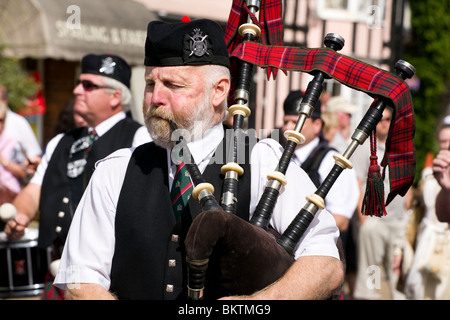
[433,115,450,224]
[322,106,357,299]
[0,100,28,206]
[326,96,358,154]
[325,95,358,298]
[4,53,151,299]
[321,110,339,144]
[352,107,412,300]
[281,90,359,234]
[404,115,450,299]
[0,85,42,161]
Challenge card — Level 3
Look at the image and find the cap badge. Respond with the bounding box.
[99,57,116,75]
[189,28,209,57]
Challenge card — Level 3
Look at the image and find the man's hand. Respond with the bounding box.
[4,212,30,241]
[220,255,344,300]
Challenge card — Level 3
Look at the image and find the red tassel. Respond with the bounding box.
[362,131,387,217]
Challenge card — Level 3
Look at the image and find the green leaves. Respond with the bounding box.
[0,45,39,111]
[405,0,450,182]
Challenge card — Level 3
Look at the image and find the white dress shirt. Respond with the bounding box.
[54,123,340,290]
[293,137,359,220]
[5,109,42,158]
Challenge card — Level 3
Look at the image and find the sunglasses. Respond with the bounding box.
[76,79,114,92]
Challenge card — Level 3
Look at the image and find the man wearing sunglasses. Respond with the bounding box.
[3,53,151,299]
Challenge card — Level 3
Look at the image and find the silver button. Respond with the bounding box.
[62,197,69,204]
[58,211,65,218]
[55,226,62,233]
[171,234,179,242]
[166,284,174,293]
[168,259,176,267]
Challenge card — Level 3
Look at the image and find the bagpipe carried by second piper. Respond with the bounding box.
[180,0,416,300]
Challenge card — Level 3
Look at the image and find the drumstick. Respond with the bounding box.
[0,203,25,227]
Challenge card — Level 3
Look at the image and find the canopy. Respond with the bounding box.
[0,0,158,65]
[134,0,231,22]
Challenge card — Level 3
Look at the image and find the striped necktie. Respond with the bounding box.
[87,129,98,152]
[170,162,193,220]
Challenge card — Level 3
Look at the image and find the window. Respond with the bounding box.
[316,0,385,27]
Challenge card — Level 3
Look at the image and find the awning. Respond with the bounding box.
[134,0,231,22]
[0,0,158,65]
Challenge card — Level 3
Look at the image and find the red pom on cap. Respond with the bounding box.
[181,15,191,23]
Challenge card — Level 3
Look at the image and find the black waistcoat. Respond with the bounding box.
[301,138,336,188]
[38,118,141,249]
[110,138,252,300]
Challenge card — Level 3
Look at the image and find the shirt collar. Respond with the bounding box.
[187,122,224,165]
[167,122,224,182]
[169,123,224,166]
[90,112,126,137]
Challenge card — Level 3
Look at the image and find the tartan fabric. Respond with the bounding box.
[86,129,98,152]
[229,41,415,204]
[225,0,283,80]
[40,271,65,300]
[225,0,283,48]
[223,0,414,204]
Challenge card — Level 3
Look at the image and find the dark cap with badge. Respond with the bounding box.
[144,18,230,69]
[283,90,321,119]
[81,54,131,88]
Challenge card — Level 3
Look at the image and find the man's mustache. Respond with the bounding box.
[148,105,175,122]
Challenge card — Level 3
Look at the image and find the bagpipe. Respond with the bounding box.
[179,0,416,299]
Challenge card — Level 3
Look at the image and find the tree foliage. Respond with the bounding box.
[0,45,39,111]
[404,0,450,183]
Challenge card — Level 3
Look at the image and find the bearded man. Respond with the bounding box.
[54,18,343,300]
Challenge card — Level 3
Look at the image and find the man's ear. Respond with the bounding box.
[313,118,324,135]
[211,76,230,108]
[110,89,122,109]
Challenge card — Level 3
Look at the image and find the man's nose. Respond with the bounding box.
[150,83,166,106]
[73,82,83,95]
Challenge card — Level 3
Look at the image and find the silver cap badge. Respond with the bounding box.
[189,28,209,57]
[99,57,116,75]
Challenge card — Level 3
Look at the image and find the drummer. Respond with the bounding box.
[3,53,151,299]
[53,18,343,300]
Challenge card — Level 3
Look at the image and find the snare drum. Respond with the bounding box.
[0,228,51,298]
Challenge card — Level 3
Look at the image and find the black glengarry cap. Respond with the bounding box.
[283,90,322,118]
[144,19,230,69]
[81,54,131,88]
